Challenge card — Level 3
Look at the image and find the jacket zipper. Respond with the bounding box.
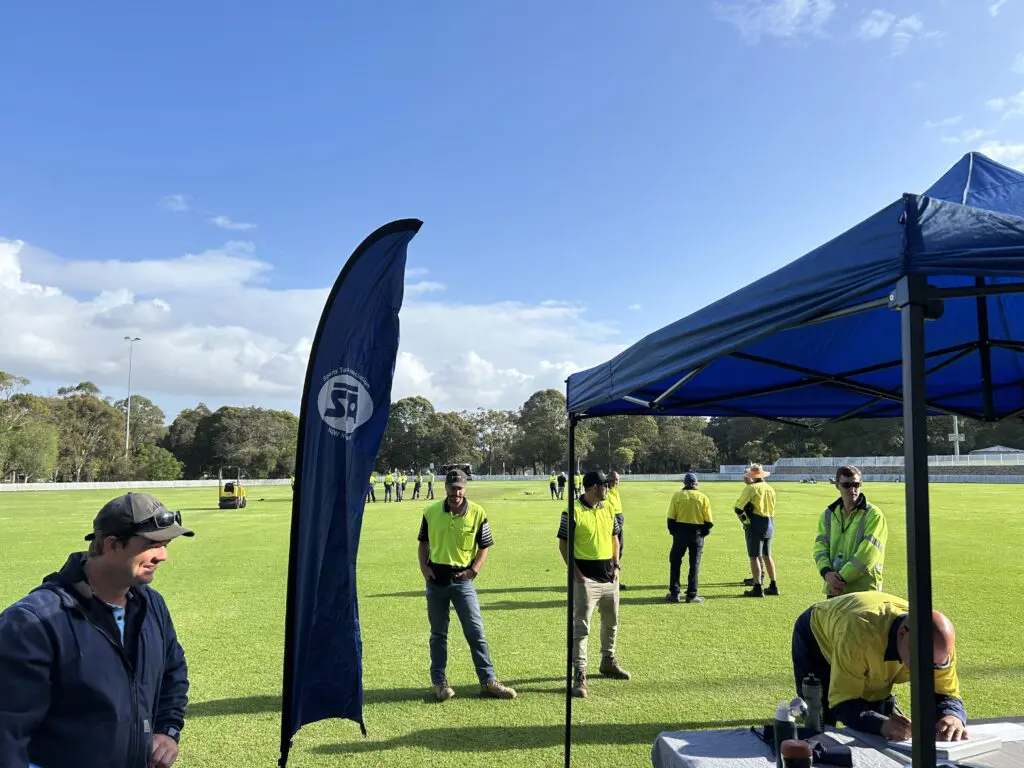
[80,613,141,766]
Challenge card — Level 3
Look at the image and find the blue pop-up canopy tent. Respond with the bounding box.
[562,153,1024,767]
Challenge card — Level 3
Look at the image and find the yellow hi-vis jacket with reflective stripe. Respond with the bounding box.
[813,495,887,595]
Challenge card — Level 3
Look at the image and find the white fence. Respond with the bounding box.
[0,479,292,493]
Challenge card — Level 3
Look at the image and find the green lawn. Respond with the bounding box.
[1,481,1021,767]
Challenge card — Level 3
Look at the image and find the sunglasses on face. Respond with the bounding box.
[839,481,862,490]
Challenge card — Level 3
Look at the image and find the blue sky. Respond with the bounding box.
[2,0,1023,420]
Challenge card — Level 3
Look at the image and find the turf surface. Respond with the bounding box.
[1,481,1021,767]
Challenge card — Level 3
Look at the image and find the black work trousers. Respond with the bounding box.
[669,524,704,598]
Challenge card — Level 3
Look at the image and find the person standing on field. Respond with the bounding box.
[0,493,192,768]
[665,473,714,603]
[418,470,517,702]
[604,471,627,589]
[549,471,558,500]
[413,471,423,500]
[558,470,631,698]
[736,463,780,597]
[384,471,394,503]
[367,473,377,504]
[814,466,887,598]
[427,470,435,500]
[557,471,568,500]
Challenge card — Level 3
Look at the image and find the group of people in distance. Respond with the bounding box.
[366,469,435,503]
[548,471,582,500]
[0,464,969,768]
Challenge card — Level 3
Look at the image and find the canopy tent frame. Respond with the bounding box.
[562,272,1024,768]
[561,153,1024,768]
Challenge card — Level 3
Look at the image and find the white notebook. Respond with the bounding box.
[887,734,1001,761]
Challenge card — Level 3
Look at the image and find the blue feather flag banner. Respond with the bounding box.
[279,219,422,766]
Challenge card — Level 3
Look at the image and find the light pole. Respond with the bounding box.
[123,336,141,461]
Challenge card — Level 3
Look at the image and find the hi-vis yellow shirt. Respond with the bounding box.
[564,499,616,560]
[384,474,394,484]
[810,591,961,709]
[736,481,776,518]
[605,486,622,518]
[370,475,377,485]
[422,500,489,567]
[549,473,557,484]
[668,489,713,525]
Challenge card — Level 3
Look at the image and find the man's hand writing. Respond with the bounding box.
[880,713,913,741]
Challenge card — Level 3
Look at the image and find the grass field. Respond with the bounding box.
[1,480,1022,767]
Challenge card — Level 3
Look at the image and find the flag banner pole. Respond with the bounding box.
[279,219,423,767]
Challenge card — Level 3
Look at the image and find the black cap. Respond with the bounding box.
[583,470,608,489]
[444,469,468,487]
[84,493,194,543]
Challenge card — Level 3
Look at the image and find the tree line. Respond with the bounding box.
[2,368,1019,483]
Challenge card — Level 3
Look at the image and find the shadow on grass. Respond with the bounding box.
[370,583,751,600]
[368,585,566,599]
[186,677,570,717]
[314,719,766,754]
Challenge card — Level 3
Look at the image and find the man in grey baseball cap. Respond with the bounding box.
[0,492,192,768]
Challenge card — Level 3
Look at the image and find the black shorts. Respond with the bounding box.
[745,515,774,558]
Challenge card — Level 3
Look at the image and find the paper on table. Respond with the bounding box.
[967,722,1024,743]
[887,734,1001,761]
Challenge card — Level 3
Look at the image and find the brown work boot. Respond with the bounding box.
[480,679,517,700]
[599,656,631,680]
[433,679,455,702]
[572,668,588,698]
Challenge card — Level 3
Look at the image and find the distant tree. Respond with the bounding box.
[5,420,59,481]
[466,408,520,473]
[514,389,567,471]
[163,403,213,478]
[51,390,124,481]
[114,395,167,452]
[613,446,634,470]
[134,444,184,481]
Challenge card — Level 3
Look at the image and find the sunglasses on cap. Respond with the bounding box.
[839,481,862,490]
[132,509,184,533]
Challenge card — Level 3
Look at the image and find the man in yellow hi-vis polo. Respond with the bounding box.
[666,473,714,603]
[426,471,435,500]
[549,472,558,500]
[383,471,394,503]
[366,473,377,504]
[792,591,967,741]
[418,469,517,702]
[558,469,630,698]
[736,463,779,597]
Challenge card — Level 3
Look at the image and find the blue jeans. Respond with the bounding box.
[426,579,496,685]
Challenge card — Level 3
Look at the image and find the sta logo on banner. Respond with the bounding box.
[317,368,373,439]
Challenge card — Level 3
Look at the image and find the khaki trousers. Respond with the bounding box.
[572,579,619,670]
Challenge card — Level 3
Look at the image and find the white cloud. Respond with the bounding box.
[889,15,943,56]
[159,194,191,212]
[628,304,642,311]
[1013,53,1024,75]
[209,215,257,231]
[939,128,993,145]
[989,0,1010,16]
[712,0,836,43]
[979,141,1024,170]
[986,89,1024,119]
[857,10,896,40]
[405,267,429,277]
[923,115,962,130]
[0,238,624,414]
[405,280,446,294]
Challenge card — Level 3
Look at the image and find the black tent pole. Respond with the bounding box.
[898,274,938,768]
[564,415,578,768]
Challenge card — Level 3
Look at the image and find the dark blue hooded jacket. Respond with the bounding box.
[0,552,189,768]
